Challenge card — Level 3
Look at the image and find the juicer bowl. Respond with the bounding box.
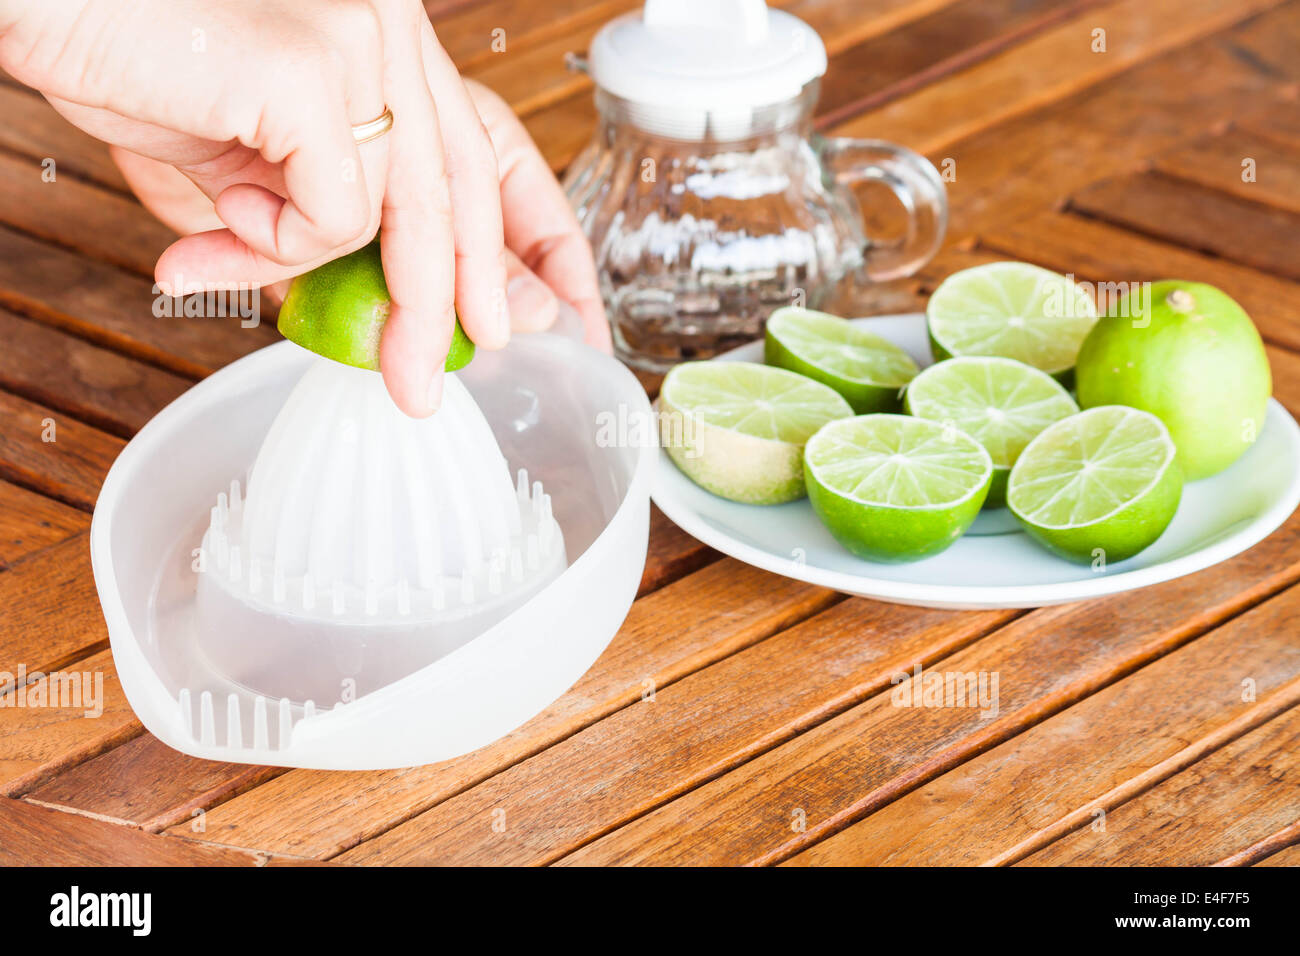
[90,334,654,769]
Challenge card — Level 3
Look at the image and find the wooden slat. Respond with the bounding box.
[0,391,122,510]
[1152,126,1300,216]
[559,513,1300,865]
[1068,170,1300,282]
[784,582,1300,865]
[887,4,1300,241]
[0,796,267,866]
[338,602,1016,865]
[0,150,175,277]
[1214,817,1300,866]
[160,560,837,857]
[0,86,129,192]
[816,0,1106,126]
[1264,345,1300,414]
[0,649,142,797]
[785,0,965,52]
[436,0,631,71]
[831,0,1286,154]
[0,535,107,688]
[0,480,87,569]
[25,733,280,832]
[1254,843,1300,866]
[977,211,1300,353]
[0,309,190,438]
[1237,100,1300,153]
[520,89,597,172]
[639,505,717,597]
[0,225,279,380]
[1021,704,1300,865]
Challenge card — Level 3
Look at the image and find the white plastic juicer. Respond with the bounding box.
[91,334,653,769]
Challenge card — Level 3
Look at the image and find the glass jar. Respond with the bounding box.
[564,79,947,372]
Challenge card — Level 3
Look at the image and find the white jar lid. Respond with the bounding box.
[588,0,826,138]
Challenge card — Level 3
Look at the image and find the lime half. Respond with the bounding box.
[927,261,1097,381]
[1007,406,1182,564]
[804,414,992,562]
[765,307,919,412]
[904,356,1078,507]
[660,361,853,504]
[278,241,475,373]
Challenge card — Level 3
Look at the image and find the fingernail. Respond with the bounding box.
[426,368,444,415]
[507,274,553,332]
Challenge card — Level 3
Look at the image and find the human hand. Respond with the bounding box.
[0,0,609,416]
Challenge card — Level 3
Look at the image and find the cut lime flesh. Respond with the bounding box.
[1007,405,1182,563]
[804,414,992,562]
[660,361,852,505]
[765,307,918,412]
[927,262,1097,378]
[903,356,1078,506]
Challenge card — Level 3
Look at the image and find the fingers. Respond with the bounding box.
[217,85,371,264]
[156,6,390,292]
[373,0,457,417]
[419,21,510,351]
[110,146,225,235]
[504,248,558,333]
[464,79,612,353]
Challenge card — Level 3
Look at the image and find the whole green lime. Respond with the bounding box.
[278,241,474,372]
[1075,281,1270,480]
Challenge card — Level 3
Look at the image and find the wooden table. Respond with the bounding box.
[2,0,1299,868]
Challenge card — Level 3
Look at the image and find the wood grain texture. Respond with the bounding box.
[0,309,190,438]
[437,0,632,72]
[1021,704,1300,865]
[638,505,717,597]
[163,560,838,858]
[0,535,106,686]
[339,602,1015,864]
[0,86,130,192]
[26,733,280,832]
[0,649,141,797]
[0,479,87,569]
[0,150,176,277]
[0,796,267,866]
[1254,842,1300,866]
[1068,170,1300,281]
[785,581,1300,865]
[1152,126,1300,216]
[978,211,1300,353]
[0,225,278,379]
[560,514,1300,866]
[0,390,122,510]
[832,0,1286,154]
[816,0,1107,126]
[901,4,1300,241]
[1213,817,1300,866]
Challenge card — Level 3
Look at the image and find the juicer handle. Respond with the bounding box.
[818,137,948,282]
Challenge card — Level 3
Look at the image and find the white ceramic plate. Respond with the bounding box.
[651,314,1300,609]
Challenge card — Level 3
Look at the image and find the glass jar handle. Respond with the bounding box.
[817,137,948,282]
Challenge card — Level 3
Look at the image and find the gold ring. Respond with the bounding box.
[352,108,393,145]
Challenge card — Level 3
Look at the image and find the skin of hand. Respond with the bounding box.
[0,0,610,416]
